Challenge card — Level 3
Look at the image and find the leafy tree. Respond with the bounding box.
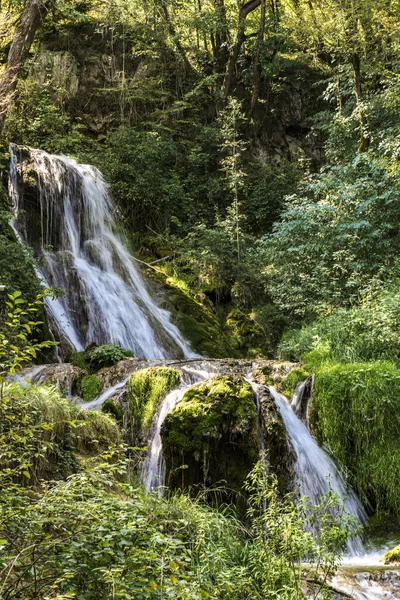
[261,155,400,318]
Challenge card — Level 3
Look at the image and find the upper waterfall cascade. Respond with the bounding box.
[8,145,195,360]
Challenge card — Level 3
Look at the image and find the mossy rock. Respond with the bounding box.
[80,374,103,401]
[102,398,124,426]
[148,271,241,358]
[383,545,400,564]
[127,367,181,444]
[280,367,311,399]
[161,375,259,512]
[225,308,268,358]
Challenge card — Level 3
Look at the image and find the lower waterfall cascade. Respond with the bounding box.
[8,145,196,360]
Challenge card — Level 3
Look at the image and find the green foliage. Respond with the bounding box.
[0,382,120,484]
[244,461,354,598]
[89,344,134,370]
[4,79,90,154]
[102,398,124,425]
[383,545,400,565]
[0,290,57,380]
[262,155,400,318]
[128,367,181,441]
[100,127,188,234]
[0,449,352,599]
[280,367,311,398]
[280,280,400,365]
[312,361,400,515]
[80,374,103,401]
[69,349,88,369]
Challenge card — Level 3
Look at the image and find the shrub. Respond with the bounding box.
[89,344,134,370]
[0,383,120,484]
[80,374,103,401]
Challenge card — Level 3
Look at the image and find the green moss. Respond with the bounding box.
[161,375,259,510]
[383,545,400,564]
[280,367,311,398]
[80,374,103,401]
[69,351,88,370]
[150,271,241,358]
[128,367,180,442]
[312,361,400,516]
[102,399,123,426]
[0,383,120,483]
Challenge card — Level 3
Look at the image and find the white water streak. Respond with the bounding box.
[269,387,367,556]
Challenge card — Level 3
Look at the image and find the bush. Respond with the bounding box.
[0,455,352,600]
[262,155,400,318]
[0,383,120,484]
[80,374,103,401]
[89,344,134,370]
[280,280,400,365]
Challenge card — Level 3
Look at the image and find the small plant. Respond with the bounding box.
[81,374,103,401]
[69,350,88,369]
[89,344,134,370]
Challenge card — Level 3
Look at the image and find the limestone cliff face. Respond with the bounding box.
[29,23,325,164]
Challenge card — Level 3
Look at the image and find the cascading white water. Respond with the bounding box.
[141,385,190,492]
[8,145,196,359]
[142,368,211,492]
[269,387,367,556]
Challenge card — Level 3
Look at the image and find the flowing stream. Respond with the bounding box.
[142,367,211,492]
[8,145,195,359]
[269,386,367,556]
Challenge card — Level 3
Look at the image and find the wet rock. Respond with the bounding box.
[161,374,261,513]
[35,363,86,396]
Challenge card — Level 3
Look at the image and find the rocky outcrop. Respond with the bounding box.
[160,374,294,512]
[32,363,85,397]
[161,375,258,510]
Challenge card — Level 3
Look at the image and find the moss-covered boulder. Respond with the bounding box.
[161,375,259,509]
[252,361,301,389]
[127,367,181,444]
[383,545,400,564]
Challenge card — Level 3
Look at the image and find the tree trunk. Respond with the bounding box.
[351,51,370,152]
[0,0,52,133]
[249,0,266,117]
[213,0,229,72]
[223,0,261,100]
[161,4,194,76]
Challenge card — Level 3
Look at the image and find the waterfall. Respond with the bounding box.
[269,387,367,555]
[8,145,195,359]
[141,385,190,492]
[142,368,211,492]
